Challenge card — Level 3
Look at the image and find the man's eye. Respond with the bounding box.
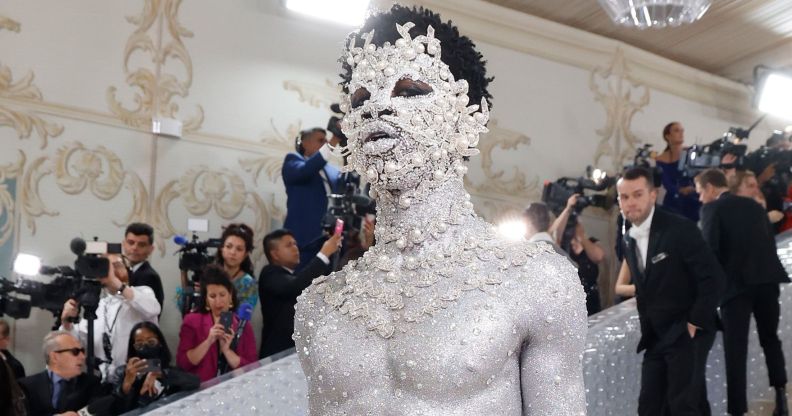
[351,89,370,109]
[394,87,428,97]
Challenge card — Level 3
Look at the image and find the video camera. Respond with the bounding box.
[678,130,748,177]
[173,219,222,316]
[321,175,375,237]
[0,237,120,323]
[542,167,616,251]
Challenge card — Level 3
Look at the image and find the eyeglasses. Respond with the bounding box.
[54,347,85,356]
[133,339,160,350]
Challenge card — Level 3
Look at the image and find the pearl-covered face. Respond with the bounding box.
[338,23,489,194]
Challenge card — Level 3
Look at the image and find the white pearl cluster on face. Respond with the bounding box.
[333,22,489,197]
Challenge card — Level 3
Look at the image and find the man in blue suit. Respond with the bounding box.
[282,127,340,269]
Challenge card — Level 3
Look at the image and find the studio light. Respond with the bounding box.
[757,72,792,121]
[285,0,370,26]
[496,219,527,242]
[13,253,41,277]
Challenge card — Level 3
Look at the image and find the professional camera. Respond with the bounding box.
[678,131,748,177]
[321,175,375,236]
[327,103,348,148]
[173,219,223,316]
[624,144,663,187]
[0,237,118,323]
[542,167,616,251]
[174,233,222,277]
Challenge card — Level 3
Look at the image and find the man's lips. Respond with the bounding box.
[364,131,391,143]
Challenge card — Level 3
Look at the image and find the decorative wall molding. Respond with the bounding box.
[411,0,756,123]
[240,120,301,186]
[590,48,650,173]
[152,166,283,260]
[107,0,204,132]
[0,15,64,149]
[0,151,25,246]
[464,119,539,200]
[20,142,148,234]
[0,16,21,32]
[283,79,342,109]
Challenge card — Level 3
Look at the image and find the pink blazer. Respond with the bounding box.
[176,312,257,382]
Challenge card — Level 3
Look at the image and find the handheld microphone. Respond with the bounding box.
[70,237,87,256]
[230,302,253,349]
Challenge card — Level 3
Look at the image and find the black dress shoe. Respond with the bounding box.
[774,386,789,416]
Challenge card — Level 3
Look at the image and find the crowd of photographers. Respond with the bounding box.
[2,117,791,415]
[0,115,375,415]
[539,121,790,415]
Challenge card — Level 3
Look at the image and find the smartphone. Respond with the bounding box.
[138,358,161,374]
[219,311,234,333]
[334,218,344,236]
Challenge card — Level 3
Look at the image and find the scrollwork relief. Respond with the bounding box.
[107,0,204,132]
[590,48,650,173]
[283,79,342,109]
[152,166,283,260]
[0,15,64,149]
[0,16,21,32]
[0,151,25,246]
[464,118,539,199]
[240,120,302,186]
[20,142,148,234]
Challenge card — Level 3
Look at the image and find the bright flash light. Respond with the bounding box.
[758,73,792,121]
[13,253,41,276]
[690,151,697,160]
[497,220,527,242]
[285,0,370,26]
[591,168,607,183]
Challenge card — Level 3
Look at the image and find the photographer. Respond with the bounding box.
[176,265,256,382]
[258,229,342,359]
[176,223,258,313]
[60,254,160,382]
[0,319,25,379]
[123,223,164,312]
[111,322,199,413]
[550,194,606,315]
[283,128,341,269]
[523,202,568,257]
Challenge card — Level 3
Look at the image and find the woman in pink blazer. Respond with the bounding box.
[177,265,256,382]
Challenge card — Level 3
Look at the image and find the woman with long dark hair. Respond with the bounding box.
[111,321,199,413]
[214,223,258,308]
[655,121,701,221]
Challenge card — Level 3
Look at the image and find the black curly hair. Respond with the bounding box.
[341,5,493,108]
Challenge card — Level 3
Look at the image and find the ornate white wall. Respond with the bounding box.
[1,0,780,373]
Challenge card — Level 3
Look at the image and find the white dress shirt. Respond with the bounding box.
[62,285,160,382]
[628,206,655,271]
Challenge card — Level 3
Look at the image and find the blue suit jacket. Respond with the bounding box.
[282,151,340,255]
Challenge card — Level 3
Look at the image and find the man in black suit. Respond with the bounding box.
[617,167,724,416]
[258,229,342,358]
[18,331,108,416]
[695,168,789,416]
[123,222,164,311]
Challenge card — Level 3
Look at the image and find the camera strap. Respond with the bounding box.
[102,299,123,362]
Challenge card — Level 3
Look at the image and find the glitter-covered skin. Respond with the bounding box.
[294,21,587,416]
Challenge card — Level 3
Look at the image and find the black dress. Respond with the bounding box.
[569,238,601,316]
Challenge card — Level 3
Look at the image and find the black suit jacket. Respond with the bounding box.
[130,261,164,311]
[18,371,106,415]
[699,192,790,302]
[258,256,328,358]
[624,207,725,352]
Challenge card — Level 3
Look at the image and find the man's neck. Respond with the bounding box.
[373,177,475,252]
